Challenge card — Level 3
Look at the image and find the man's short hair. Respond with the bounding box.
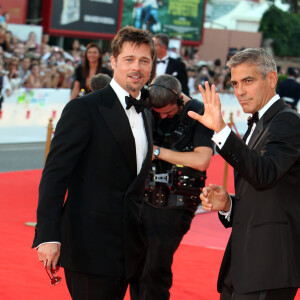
[287,67,297,77]
[90,73,111,91]
[111,26,156,61]
[154,33,169,48]
[227,48,277,79]
[149,74,181,108]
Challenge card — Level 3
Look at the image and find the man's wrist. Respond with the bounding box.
[154,147,160,159]
[215,121,227,134]
[224,193,232,212]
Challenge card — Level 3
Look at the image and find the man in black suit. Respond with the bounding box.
[32,26,156,299]
[189,48,300,299]
[277,66,300,110]
[153,33,190,96]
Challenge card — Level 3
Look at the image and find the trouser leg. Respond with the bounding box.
[64,268,128,300]
[131,204,194,300]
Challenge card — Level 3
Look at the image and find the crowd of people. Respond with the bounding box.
[0,26,114,102]
[1,21,299,111]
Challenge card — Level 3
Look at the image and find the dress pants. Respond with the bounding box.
[220,265,298,300]
[130,203,194,300]
[64,268,128,300]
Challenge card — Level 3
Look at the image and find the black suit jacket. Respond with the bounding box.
[277,78,300,109]
[165,57,189,96]
[32,85,153,279]
[217,99,300,294]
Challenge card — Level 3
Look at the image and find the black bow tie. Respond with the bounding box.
[157,59,167,64]
[247,111,259,128]
[125,95,148,114]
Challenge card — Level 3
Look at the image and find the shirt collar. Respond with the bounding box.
[110,78,141,110]
[258,94,280,119]
[158,54,169,62]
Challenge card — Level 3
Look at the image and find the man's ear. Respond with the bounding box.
[268,70,278,89]
[110,56,116,71]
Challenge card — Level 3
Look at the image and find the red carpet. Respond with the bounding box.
[0,155,299,299]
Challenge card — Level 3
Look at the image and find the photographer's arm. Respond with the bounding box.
[153,145,213,172]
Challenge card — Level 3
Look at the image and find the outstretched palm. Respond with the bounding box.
[188,81,226,133]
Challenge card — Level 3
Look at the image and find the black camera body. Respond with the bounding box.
[144,163,206,208]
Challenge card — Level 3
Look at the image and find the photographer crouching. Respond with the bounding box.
[130,74,214,300]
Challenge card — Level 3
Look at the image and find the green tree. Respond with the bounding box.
[259,5,300,56]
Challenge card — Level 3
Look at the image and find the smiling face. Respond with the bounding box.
[111,42,152,98]
[86,46,100,64]
[230,63,277,114]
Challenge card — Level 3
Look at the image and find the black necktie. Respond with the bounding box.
[157,60,166,64]
[125,95,148,114]
[243,111,259,142]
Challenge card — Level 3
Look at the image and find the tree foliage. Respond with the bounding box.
[259,5,300,56]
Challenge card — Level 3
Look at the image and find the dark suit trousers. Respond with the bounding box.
[220,265,298,300]
[64,268,128,300]
[130,204,194,300]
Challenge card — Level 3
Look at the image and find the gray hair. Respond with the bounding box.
[154,33,169,48]
[227,48,277,79]
[90,73,111,91]
[149,74,181,108]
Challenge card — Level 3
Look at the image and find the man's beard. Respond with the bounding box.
[125,72,146,94]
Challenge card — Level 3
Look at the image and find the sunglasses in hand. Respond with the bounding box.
[45,264,62,286]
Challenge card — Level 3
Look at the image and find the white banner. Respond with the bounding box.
[0,88,70,143]
[1,89,298,144]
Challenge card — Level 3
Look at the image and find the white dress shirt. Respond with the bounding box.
[110,78,148,175]
[156,55,169,77]
[214,94,280,220]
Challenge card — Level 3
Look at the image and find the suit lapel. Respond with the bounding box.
[165,58,174,75]
[236,99,287,190]
[139,109,153,174]
[96,86,137,177]
[127,109,153,194]
[248,99,287,149]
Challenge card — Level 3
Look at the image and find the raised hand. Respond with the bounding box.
[188,81,226,133]
[200,184,231,212]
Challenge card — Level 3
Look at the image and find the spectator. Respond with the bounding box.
[90,73,111,91]
[7,56,21,91]
[277,66,300,110]
[3,30,13,52]
[0,5,4,25]
[0,25,7,51]
[0,62,11,109]
[14,42,26,58]
[187,66,197,95]
[154,33,190,96]
[59,64,75,89]
[24,32,40,54]
[41,33,50,49]
[68,39,82,62]
[70,42,112,99]
[43,63,59,88]
[23,63,44,88]
[11,35,19,48]
[213,73,225,92]
[197,65,213,87]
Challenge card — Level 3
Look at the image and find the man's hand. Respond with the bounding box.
[200,184,231,212]
[37,243,61,270]
[188,81,226,133]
